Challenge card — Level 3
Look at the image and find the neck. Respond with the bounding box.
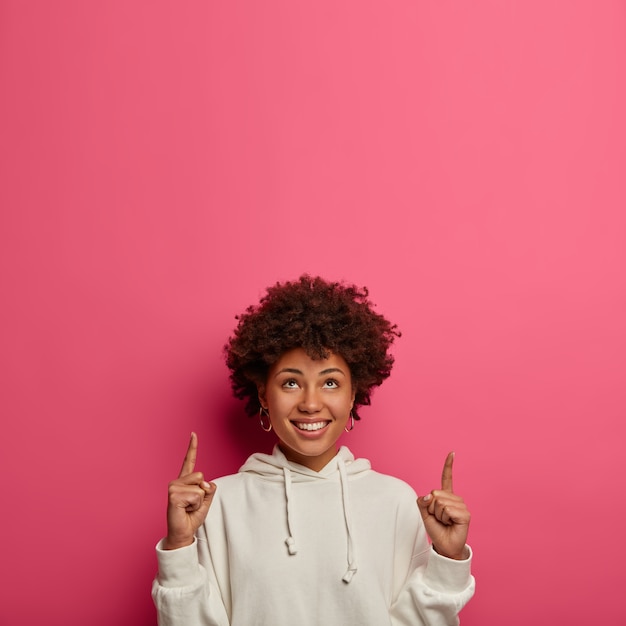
[278,443,338,472]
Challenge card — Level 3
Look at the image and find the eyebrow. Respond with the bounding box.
[274,367,346,378]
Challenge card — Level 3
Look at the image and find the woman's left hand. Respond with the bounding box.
[417,452,471,560]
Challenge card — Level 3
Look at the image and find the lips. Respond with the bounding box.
[292,421,330,432]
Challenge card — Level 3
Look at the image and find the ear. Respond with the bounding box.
[350,387,356,408]
[257,384,267,409]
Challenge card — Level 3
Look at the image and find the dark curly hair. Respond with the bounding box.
[224,275,401,420]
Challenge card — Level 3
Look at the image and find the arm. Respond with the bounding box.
[152,433,230,626]
[391,453,475,625]
[390,544,474,626]
[152,534,231,626]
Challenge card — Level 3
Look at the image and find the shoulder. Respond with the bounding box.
[204,472,250,514]
[211,472,245,488]
[351,466,418,501]
[348,468,422,535]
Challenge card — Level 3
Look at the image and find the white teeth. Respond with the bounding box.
[295,421,327,431]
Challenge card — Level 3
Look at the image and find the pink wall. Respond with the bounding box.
[1,1,625,624]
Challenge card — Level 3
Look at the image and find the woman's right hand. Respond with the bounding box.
[163,432,216,550]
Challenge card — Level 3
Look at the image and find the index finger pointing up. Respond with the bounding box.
[441,451,455,492]
[179,432,198,478]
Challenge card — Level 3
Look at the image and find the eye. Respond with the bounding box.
[282,379,299,389]
[323,379,339,389]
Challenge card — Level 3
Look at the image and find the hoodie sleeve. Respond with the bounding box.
[152,535,230,626]
[389,494,475,626]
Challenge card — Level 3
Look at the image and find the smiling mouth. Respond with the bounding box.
[293,421,330,431]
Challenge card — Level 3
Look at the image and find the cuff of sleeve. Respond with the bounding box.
[423,544,473,593]
[156,537,203,588]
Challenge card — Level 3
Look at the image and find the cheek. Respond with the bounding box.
[266,390,291,413]
[333,394,354,415]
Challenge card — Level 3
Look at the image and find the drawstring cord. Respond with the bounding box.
[282,457,357,582]
[283,467,298,555]
[338,458,357,583]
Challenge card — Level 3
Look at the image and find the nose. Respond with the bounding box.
[298,386,322,413]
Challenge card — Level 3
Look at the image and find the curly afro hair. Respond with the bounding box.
[224,275,401,420]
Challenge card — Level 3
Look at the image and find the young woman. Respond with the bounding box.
[153,275,475,625]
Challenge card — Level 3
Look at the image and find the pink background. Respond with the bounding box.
[1,1,625,624]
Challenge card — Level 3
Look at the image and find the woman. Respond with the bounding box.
[153,275,475,625]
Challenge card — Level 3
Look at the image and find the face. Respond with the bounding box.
[258,348,356,472]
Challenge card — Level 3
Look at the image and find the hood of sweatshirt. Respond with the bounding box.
[239,444,371,480]
[239,445,371,583]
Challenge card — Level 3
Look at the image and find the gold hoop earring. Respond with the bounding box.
[259,407,272,432]
[344,412,355,433]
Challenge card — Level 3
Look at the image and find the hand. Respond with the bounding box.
[163,432,216,550]
[417,452,470,560]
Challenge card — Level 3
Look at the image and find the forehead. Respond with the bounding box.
[270,347,350,375]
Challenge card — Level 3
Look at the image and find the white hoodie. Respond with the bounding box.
[153,446,475,626]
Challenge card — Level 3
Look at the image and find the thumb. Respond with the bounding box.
[200,481,217,508]
[201,481,218,511]
[416,493,432,521]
